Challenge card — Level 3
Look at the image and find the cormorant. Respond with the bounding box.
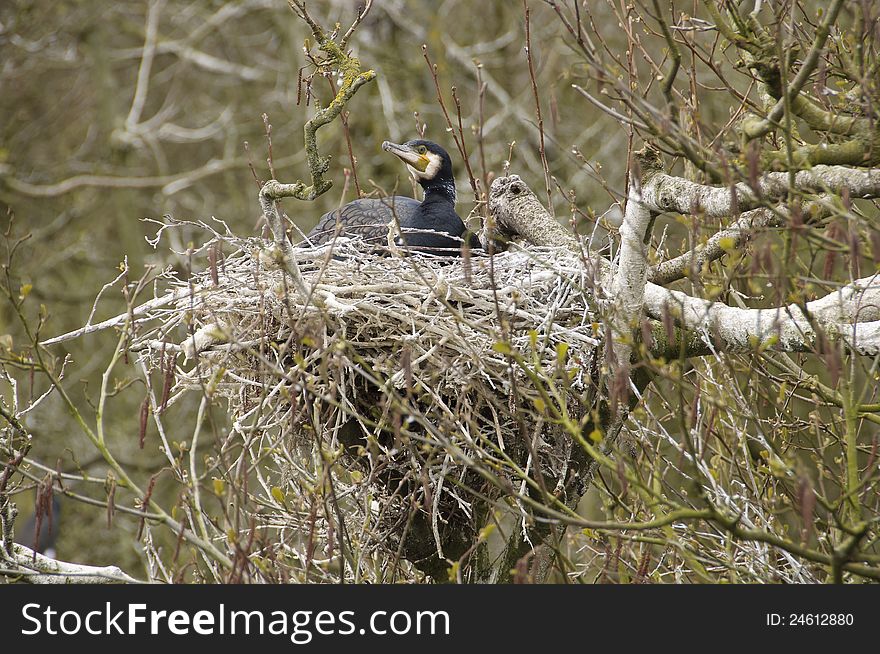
[306,139,479,255]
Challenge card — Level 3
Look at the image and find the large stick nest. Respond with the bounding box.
[133,229,604,579]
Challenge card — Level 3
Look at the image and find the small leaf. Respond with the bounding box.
[492,341,512,355]
[556,342,569,363]
[446,560,461,582]
[777,381,787,404]
[478,524,496,542]
[19,283,32,300]
[271,486,286,504]
[718,236,736,252]
[588,429,603,443]
[213,478,226,495]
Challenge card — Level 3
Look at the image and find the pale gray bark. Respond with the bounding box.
[644,277,880,355]
[2,544,140,584]
[641,165,880,218]
[486,172,880,357]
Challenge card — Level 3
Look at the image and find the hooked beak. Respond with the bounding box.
[382,141,428,172]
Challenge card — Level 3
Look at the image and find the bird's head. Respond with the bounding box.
[381,139,453,185]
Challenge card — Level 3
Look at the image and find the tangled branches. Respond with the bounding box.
[125,226,602,581]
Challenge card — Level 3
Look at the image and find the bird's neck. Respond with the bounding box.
[421,179,456,205]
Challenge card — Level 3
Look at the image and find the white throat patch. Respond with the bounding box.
[407,152,442,181]
[422,152,442,179]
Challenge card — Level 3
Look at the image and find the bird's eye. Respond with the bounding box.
[417,145,427,154]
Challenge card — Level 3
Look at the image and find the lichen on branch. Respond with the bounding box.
[260,2,377,243]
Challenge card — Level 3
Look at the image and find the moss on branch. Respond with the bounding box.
[261,2,377,234]
[761,134,880,169]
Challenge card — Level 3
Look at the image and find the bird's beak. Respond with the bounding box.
[382,141,428,172]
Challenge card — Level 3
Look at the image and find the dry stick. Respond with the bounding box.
[421,46,480,203]
[340,0,374,49]
[260,4,376,283]
[650,0,681,115]
[340,110,361,197]
[571,85,649,130]
[523,0,554,215]
[451,85,483,211]
[621,0,637,212]
[474,63,490,201]
[40,288,193,346]
[262,113,276,181]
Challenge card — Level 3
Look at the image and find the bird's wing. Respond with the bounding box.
[304,197,420,246]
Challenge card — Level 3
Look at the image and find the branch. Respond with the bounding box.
[260,3,376,243]
[1,157,251,198]
[488,174,880,358]
[485,175,581,250]
[650,0,681,113]
[780,93,869,136]
[760,137,880,169]
[1,544,140,584]
[648,201,833,285]
[601,148,660,478]
[39,288,192,346]
[644,275,880,355]
[609,149,661,356]
[739,0,847,141]
[640,165,880,218]
[340,0,373,49]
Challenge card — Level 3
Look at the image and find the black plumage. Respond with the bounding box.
[306,139,479,255]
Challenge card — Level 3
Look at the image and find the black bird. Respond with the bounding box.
[306,139,479,255]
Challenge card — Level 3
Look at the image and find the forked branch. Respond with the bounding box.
[261,2,377,246]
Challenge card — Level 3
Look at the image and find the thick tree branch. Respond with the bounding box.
[485,175,580,250]
[649,201,834,286]
[1,544,140,583]
[488,174,880,358]
[761,136,880,169]
[609,149,661,360]
[641,165,880,218]
[644,275,880,355]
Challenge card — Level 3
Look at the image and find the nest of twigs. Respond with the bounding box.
[133,229,603,580]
